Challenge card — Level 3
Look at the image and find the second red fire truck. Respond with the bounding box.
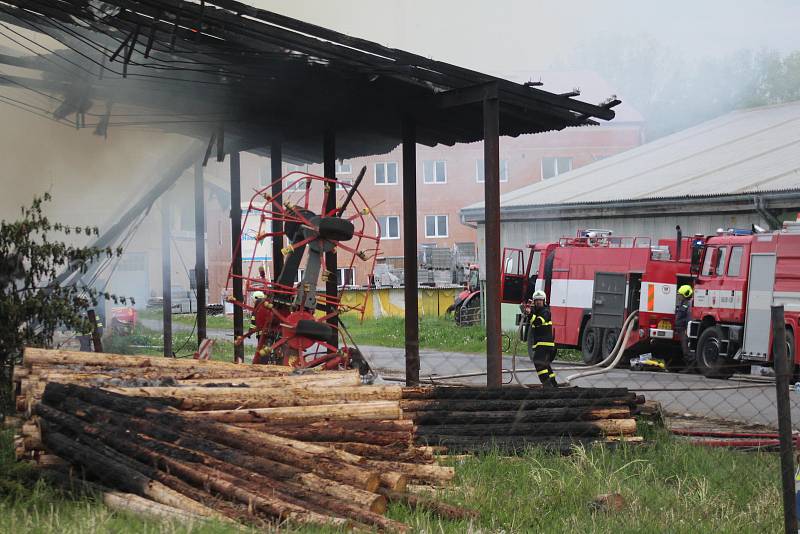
[501,222,800,378]
[686,222,800,378]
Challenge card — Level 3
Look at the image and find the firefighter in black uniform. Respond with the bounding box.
[527,290,559,388]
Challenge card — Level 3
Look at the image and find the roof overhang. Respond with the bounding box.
[0,0,618,163]
[461,189,800,224]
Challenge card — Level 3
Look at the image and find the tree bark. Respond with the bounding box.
[102,384,403,410]
[399,396,638,412]
[415,418,638,438]
[402,385,633,401]
[379,488,479,520]
[189,401,401,423]
[407,406,631,425]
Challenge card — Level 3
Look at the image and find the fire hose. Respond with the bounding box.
[509,311,639,386]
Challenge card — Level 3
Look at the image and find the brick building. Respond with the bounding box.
[202,71,643,298]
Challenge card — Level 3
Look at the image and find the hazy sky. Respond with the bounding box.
[260,0,800,74]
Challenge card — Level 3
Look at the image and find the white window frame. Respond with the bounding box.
[541,156,573,179]
[423,160,447,184]
[374,161,398,185]
[336,161,352,175]
[376,215,400,240]
[336,177,353,191]
[338,267,356,287]
[475,159,509,183]
[425,215,449,238]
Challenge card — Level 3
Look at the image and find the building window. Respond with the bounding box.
[377,215,400,239]
[258,166,270,186]
[336,161,352,175]
[286,163,309,190]
[338,267,356,287]
[423,160,447,184]
[375,162,398,185]
[336,177,353,191]
[425,215,448,238]
[475,159,509,183]
[541,156,573,179]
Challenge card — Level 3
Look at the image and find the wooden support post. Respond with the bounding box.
[483,89,502,388]
[271,141,284,280]
[160,199,172,358]
[230,152,244,363]
[772,305,797,534]
[402,116,420,386]
[194,162,207,344]
[323,130,338,349]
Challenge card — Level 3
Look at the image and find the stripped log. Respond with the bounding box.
[315,442,434,463]
[42,385,383,493]
[415,418,638,438]
[23,347,293,373]
[262,425,412,446]
[399,396,638,412]
[56,397,386,513]
[102,385,403,410]
[402,386,634,401]
[39,469,208,523]
[39,428,222,519]
[379,488,480,520]
[188,401,402,423]
[38,406,350,528]
[407,406,631,425]
[37,413,248,522]
[360,459,455,484]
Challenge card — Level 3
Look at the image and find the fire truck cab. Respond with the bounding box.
[687,222,800,379]
[502,229,698,365]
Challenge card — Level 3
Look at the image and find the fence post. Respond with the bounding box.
[772,304,797,534]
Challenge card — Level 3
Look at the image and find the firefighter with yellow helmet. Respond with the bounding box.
[676,284,694,371]
[527,289,559,388]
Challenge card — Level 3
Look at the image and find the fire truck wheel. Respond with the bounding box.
[295,319,334,342]
[581,320,602,364]
[317,217,355,241]
[601,328,620,359]
[696,326,734,380]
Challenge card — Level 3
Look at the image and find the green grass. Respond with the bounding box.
[133,312,585,362]
[102,325,236,363]
[0,428,782,533]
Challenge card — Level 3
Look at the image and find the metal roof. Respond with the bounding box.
[462,100,800,220]
[0,0,617,162]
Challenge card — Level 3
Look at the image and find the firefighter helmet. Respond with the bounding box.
[252,291,266,301]
[678,285,693,298]
[532,290,547,303]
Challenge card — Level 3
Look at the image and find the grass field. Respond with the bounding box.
[0,427,782,533]
[136,311,583,362]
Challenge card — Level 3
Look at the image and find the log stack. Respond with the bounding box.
[11,347,644,529]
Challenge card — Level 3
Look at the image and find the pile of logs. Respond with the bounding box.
[402,386,644,452]
[10,347,643,529]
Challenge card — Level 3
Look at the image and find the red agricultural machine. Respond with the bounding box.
[225,167,380,375]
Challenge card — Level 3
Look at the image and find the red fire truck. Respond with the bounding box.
[686,222,800,378]
[501,229,700,365]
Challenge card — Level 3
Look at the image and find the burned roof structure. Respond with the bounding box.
[0,0,617,161]
[0,0,619,387]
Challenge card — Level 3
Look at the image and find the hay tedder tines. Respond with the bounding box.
[226,166,379,376]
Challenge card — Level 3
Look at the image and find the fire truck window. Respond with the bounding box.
[504,250,523,275]
[715,247,728,277]
[530,251,542,275]
[701,247,716,276]
[727,246,744,277]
